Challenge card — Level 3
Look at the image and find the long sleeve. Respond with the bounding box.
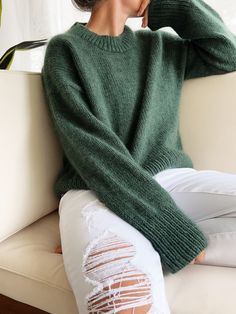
[147,0,236,80]
[41,36,208,274]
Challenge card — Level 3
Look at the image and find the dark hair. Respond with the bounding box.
[71,0,99,12]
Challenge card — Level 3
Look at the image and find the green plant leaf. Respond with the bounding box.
[0,38,48,69]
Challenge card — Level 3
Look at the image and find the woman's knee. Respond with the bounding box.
[83,231,153,313]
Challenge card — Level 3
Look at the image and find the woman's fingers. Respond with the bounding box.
[137,0,151,17]
[190,250,206,265]
[137,0,151,28]
[195,250,206,263]
[141,8,149,28]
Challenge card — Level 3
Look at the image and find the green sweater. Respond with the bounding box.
[41,0,236,274]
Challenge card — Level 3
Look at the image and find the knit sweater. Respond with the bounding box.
[41,0,236,274]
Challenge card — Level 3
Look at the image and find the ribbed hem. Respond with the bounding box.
[148,0,191,32]
[103,187,208,274]
[71,22,136,53]
[143,146,194,175]
[137,203,208,274]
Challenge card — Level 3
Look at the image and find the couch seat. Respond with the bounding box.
[0,211,236,314]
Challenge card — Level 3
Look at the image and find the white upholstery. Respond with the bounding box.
[1,210,236,314]
[0,69,236,314]
[180,71,236,173]
[0,70,63,242]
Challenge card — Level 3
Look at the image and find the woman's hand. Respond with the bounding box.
[137,0,151,28]
[54,244,62,254]
[190,250,206,265]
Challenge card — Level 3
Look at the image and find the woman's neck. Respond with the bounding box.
[85,1,131,37]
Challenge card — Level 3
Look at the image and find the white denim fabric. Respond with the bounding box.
[58,167,236,314]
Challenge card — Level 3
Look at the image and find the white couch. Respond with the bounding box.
[0,69,236,314]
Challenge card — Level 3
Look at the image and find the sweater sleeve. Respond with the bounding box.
[147,0,236,80]
[41,36,208,274]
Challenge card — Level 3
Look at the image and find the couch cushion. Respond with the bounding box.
[0,70,63,242]
[0,211,236,314]
[179,71,236,173]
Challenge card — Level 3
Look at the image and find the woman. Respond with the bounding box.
[42,0,236,312]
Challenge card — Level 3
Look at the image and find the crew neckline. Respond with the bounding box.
[71,22,136,53]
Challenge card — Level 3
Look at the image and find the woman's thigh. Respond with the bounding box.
[153,167,236,222]
[153,167,236,267]
[58,189,170,314]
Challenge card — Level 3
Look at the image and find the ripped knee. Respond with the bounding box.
[82,231,153,313]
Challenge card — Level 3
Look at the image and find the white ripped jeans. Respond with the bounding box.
[58,167,236,314]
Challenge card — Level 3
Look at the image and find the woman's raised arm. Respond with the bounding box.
[146,0,236,80]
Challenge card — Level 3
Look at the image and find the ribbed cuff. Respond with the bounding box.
[121,198,208,274]
[148,0,191,33]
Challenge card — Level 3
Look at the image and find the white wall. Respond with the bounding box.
[0,0,235,72]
